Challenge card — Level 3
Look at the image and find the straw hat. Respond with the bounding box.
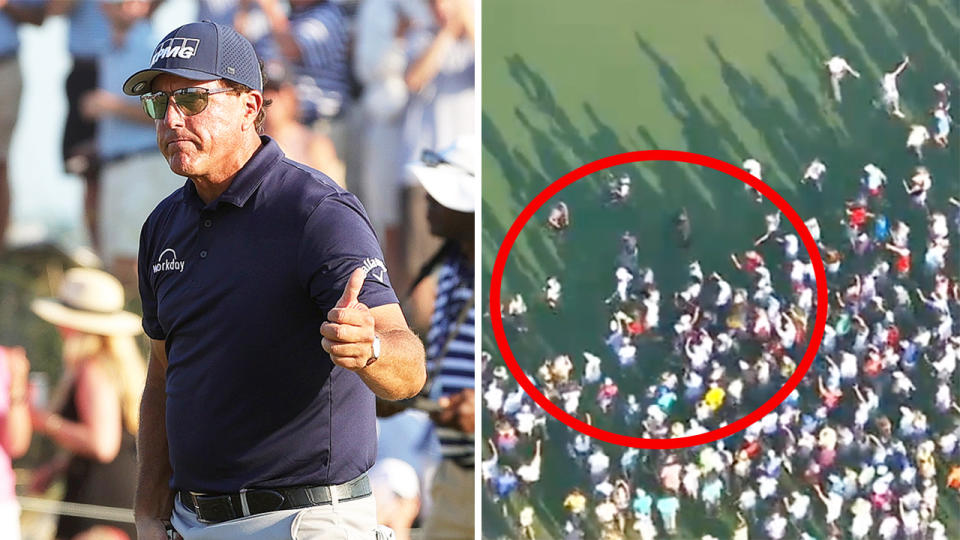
[31,268,142,336]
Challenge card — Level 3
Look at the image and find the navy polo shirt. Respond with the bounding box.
[137,136,398,493]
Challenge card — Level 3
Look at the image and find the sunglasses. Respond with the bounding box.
[140,87,236,120]
[420,149,474,177]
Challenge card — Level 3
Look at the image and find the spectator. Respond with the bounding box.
[46,0,110,253]
[259,0,353,186]
[407,135,476,539]
[0,0,44,249]
[354,0,433,291]
[29,267,146,540]
[84,0,181,287]
[0,346,31,540]
[402,0,475,301]
[261,60,341,183]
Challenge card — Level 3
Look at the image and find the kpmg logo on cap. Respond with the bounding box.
[152,37,201,65]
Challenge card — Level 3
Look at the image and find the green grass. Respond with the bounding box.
[481,0,960,538]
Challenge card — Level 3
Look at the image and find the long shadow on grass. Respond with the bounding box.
[879,1,960,76]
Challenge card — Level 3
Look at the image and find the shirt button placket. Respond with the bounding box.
[199,214,212,261]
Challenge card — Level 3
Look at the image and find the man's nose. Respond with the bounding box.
[158,96,187,126]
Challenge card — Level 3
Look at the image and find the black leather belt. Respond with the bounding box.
[179,474,371,524]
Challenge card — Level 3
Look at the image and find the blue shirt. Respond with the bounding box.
[138,137,398,492]
[632,494,652,515]
[97,21,158,160]
[290,3,351,121]
[656,496,679,517]
[197,0,239,26]
[67,0,110,59]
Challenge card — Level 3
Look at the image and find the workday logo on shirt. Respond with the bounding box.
[153,248,186,274]
[151,37,201,65]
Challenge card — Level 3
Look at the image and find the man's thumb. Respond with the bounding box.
[335,267,367,308]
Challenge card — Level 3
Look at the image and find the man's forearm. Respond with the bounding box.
[135,352,174,521]
[136,380,174,519]
[357,328,426,400]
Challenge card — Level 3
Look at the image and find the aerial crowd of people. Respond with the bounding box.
[482,54,958,540]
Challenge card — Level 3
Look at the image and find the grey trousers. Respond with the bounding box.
[172,491,382,540]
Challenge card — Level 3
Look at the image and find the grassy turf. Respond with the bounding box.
[481,0,960,538]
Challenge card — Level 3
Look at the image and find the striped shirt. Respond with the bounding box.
[290,3,351,121]
[427,254,475,467]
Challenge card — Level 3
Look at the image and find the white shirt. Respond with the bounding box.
[715,279,732,306]
[588,450,610,476]
[757,475,778,499]
[545,278,562,301]
[863,164,886,189]
[583,353,603,384]
[594,479,614,498]
[840,352,858,380]
[519,507,534,527]
[878,515,899,539]
[484,383,504,413]
[907,125,930,147]
[595,501,617,523]
[827,56,852,75]
[765,513,788,539]
[850,511,873,539]
[804,159,826,180]
[562,388,581,414]
[507,294,527,315]
[882,72,899,95]
[517,455,541,483]
[930,214,948,239]
[782,234,799,259]
[764,213,781,233]
[824,492,843,522]
[805,218,821,242]
[515,408,536,436]
[788,493,810,520]
[573,434,591,454]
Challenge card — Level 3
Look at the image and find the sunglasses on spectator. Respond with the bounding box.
[140,87,236,120]
[420,149,474,177]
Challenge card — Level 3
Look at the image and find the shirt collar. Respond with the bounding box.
[179,136,284,210]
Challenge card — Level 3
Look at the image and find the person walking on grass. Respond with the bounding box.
[880,56,909,118]
[800,158,826,191]
[825,55,860,102]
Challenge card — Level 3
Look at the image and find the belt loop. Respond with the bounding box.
[329,484,339,506]
[239,488,251,517]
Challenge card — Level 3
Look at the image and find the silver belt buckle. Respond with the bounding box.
[239,488,252,517]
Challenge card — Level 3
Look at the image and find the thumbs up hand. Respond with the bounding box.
[321,267,378,371]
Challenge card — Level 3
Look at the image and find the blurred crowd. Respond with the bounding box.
[1,0,474,538]
[484,64,958,539]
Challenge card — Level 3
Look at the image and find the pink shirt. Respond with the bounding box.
[0,347,16,502]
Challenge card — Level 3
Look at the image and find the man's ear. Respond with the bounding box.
[241,90,264,131]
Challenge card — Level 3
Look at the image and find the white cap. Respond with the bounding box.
[407,136,476,213]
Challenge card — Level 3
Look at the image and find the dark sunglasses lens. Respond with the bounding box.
[141,94,167,119]
[173,92,208,116]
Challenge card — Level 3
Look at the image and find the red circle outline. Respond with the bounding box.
[489,150,828,449]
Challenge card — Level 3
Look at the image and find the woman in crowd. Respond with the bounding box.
[29,268,145,540]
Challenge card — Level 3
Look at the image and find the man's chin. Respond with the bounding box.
[165,155,197,178]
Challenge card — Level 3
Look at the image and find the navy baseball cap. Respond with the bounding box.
[123,21,262,95]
